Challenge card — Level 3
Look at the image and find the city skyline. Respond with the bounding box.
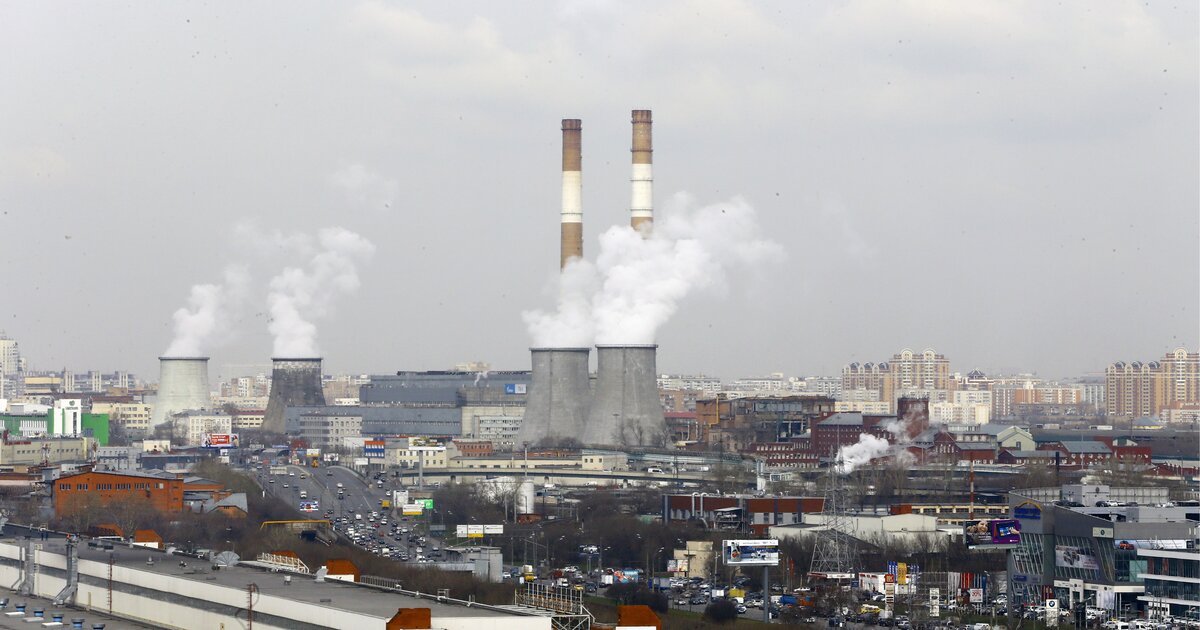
[2,2,1196,382]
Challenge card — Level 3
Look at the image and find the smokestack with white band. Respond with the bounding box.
[630,109,653,234]
[560,119,583,269]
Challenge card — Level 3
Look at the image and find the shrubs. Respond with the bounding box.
[606,583,669,613]
[703,598,739,623]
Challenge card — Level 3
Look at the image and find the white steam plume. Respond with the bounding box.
[267,227,376,357]
[524,195,782,346]
[163,265,250,357]
[836,433,891,474]
[836,400,930,473]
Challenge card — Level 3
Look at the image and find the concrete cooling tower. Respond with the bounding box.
[153,357,211,425]
[584,345,666,448]
[516,347,591,446]
[262,357,326,434]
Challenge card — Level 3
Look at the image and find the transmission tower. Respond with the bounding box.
[808,454,857,579]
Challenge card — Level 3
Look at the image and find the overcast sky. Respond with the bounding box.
[2,1,1196,382]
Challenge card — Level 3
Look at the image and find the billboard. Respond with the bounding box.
[723,539,780,567]
[299,500,319,512]
[402,503,424,516]
[364,440,385,458]
[611,569,640,584]
[420,498,434,510]
[456,524,486,538]
[203,433,239,448]
[965,519,1021,549]
[408,436,447,452]
[505,383,528,395]
[929,588,941,618]
[1055,545,1099,570]
[483,524,503,534]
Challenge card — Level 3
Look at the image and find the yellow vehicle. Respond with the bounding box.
[381,500,391,509]
[860,604,882,615]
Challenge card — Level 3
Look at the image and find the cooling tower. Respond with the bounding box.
[515,347,591,447]
[584,345,666,447]
[630,109,653,234]
[560,119,583,269]
[262,357,326,434]
[152,357,210,425]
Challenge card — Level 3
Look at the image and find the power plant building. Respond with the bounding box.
[263,357,326,434]
[287,371,531,438]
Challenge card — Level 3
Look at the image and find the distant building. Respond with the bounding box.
[172,411,232,447]
[295,411,362,449]
[661,493,825,536]
[842,348,953,412]
[1106,348,1200,418]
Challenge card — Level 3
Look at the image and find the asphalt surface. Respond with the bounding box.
[258,464,445,562]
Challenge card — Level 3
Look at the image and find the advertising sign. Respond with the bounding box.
[965,519,1022,549]
[299,500,319,512]
[884,582,895,606]
[408,437,447,452]
[723,540,780,567]
[483,524,504,534]
[504,383,528,394]
[611,569,640,584]
[897,563,908,585]
[364,440,385,458]
[305,448,321,457]
[1045,599,1059,627]
[969,588,984,603]
[353,457,369,467]
[1055,546,1099,570]
[420,498,434,510]
[929,588,941,618]
[1013,501,1043,520]
[203,433,239,448]
[1114,539,1190,550]
[456,524,485,538]
[392,490,409,506]
[402,503,424,516]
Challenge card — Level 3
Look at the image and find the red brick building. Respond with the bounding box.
[54,470,184,514]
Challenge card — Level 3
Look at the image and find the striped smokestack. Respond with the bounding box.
[560,119,583,269]
[630,109,653,234]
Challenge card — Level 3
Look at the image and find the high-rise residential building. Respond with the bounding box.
[1105,348,1199,419]
[0,334,22,398]
[842,348,952,412]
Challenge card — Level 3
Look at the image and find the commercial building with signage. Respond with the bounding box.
[1007,484,1198,615]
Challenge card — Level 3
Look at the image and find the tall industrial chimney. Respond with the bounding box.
[584,345,666,447]
[262,357,326,434]
[630,109,653,234]
[560,119,583,269]
[516,347,591,446]
[152,357,210,425]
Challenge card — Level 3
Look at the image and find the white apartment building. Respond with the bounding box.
[174,412,233,446]
[657,374,722,393]
[295,412,362,449]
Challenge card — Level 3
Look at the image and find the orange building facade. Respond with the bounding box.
[54,470,184,514]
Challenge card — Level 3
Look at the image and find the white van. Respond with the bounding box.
[355,513,363,520]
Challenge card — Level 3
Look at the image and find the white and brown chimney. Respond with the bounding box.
[630,109,653,234]
[560,119,583,269]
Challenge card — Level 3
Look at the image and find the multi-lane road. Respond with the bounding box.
[262,463,385,519]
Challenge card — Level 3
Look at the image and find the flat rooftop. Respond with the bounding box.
[14,537,539,623]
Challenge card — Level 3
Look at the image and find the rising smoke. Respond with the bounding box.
[163,265,250,357]
[524,195,782,347]
[267,227,376,357]
[835,399,929,473]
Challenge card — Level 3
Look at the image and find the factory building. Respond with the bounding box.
[289,371,532,438]
[54,469,185,514]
